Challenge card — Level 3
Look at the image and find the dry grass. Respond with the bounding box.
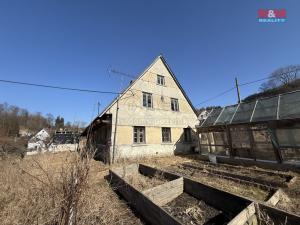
[0,151,142,225]
[276,174,300,215]
[112,154,190,168]
[125,172,166,191]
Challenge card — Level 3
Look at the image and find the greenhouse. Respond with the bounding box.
[197,90,300,165]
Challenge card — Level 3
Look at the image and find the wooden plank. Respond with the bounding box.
[142,177,183,206]
[109,169,182,225]
[227,202,256,225]
[266,189,283,206]
[139,164,181,181]
[183,177,252,216]
[215,156,300,172]
[257,203,300,225]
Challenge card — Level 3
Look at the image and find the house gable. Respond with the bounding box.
[83,55,198,136]
[106,55,198,128]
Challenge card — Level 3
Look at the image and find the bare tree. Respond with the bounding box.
[46,113,55,127]
[260,65,300,91]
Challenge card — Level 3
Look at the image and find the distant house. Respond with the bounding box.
[48,131,79,152]
[27,129,50,153]
[82,55,199,163]
[19,127,33,137]
[198,109,211,125]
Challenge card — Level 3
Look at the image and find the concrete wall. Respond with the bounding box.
[105,57,198,161]
[48,143,78,152]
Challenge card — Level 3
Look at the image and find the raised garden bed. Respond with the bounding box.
[109,164,300,225]
[163,192,229,225]
[184,161,294,187]
[164,164,273,201]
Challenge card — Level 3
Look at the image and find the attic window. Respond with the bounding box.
[157,75,165,86]
[171,98,179,111]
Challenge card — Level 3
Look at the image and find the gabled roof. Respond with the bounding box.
[83,55,197,135]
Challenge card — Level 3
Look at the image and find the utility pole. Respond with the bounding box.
[235,77,241,104]
[112,97,119,164]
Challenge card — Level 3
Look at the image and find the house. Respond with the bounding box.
[82,55,199,163]
[19,127,33,137]
[198,109,211,124]
[48,130,79,152]
[27,128,50,154]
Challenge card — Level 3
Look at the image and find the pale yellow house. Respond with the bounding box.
[83,55,198,163]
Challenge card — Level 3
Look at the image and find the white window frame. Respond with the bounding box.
[157,75,165,86]
[143,92,153,108]
[133,126,146,144]
[162,127,171,143]
[171,98,179,111]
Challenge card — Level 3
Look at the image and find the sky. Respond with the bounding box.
[0,0,299,124]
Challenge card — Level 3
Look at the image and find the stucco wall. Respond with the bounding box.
[103,57,199,160]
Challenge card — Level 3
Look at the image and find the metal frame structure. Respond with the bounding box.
[197,90,300,164]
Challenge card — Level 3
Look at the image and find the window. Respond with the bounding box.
[143,92,153,108]
[184,128,192,142]
[133,126,145,144]
[171,98,179,111]
[162,127,171,143]
[157,75,165,86]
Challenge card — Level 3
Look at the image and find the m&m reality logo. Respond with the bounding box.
[258,9,286,23]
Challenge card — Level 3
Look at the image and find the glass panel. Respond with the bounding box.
[281,148,300,163]
[147,95,152,107]
[230,126,250,149]
[162,127,171,142]
[210,146,229,156]
[200,133,209,145]
[231,102,256,124]
[171,98,179,111]
[252,96,279,122]
[279,91,300,119]
[201,108,223,127]
[252,130,277,161]
[143,93,146,107]
[215,105,237,125]
[276,129,300,147]
[200,145,210,155]
[212,132,228,145]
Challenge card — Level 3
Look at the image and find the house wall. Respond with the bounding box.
[104,57,198,161]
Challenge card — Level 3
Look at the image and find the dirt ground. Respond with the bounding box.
[163,164,271,201]
[163,193,228,225]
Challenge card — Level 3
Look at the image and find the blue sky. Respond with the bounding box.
[0,0,299,124]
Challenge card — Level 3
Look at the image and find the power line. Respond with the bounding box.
[239,67,300,87]
[196,87,236,106]
[109,67,177,89]
[196,67,300,106]
[0,79,121,95]
[239,76,270,86]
